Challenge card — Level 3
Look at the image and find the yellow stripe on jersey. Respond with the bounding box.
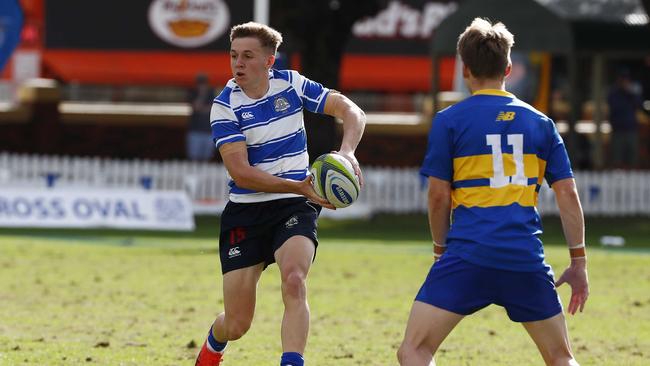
[453,154,544,182]
[452,184,538,209]
[472,89,515,98]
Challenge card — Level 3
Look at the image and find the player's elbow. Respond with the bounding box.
[562,188,580,203]
[428,189,450,208]
[229,168,254,190]
[356,108,367,126]
[230,175,245,189]
[338,96,366,125]
[553,180,580,203]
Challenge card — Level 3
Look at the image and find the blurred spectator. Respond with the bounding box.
[607,69,643,168]
[186,73,215,161]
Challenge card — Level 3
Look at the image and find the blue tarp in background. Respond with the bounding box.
[0,0,23,72]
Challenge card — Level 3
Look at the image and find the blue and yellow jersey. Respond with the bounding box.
[421,89,573,272]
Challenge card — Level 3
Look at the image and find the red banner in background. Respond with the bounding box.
[342,0,458,92]
[29,0,457,92]
[340,54,455,92]
[43,50,232,87]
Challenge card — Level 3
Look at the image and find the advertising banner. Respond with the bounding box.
[44,0,456,54]
[40,0,458,90]
[347,0,457,55]
[45,0,250,51]
[0,189,195,231]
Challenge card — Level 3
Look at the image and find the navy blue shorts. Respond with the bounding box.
[219,197,321,274]
[415,253,562,322]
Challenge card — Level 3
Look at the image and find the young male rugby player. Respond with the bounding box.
[195,22,366,366]
[398,18,589,366]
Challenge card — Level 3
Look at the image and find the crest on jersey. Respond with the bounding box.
[274,97,290,112]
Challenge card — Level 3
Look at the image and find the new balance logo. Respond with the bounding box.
[228,247,241,258]
[496,111,516,121]
[241,111,254,120]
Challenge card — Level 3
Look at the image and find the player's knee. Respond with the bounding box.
[224,317,252,340]
[397,340,436,366]
[282,270,307,300]
[396,342,418,365]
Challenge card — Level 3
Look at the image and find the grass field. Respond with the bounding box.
[1,215,649,365]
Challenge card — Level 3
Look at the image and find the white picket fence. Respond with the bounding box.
[1,152,650,216]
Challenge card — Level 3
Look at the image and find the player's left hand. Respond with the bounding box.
[299,175,336,210]
[555,260,589,315]
[332,150,364,187]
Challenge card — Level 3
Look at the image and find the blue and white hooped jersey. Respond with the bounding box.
[421,89,574,272]
[211,69,330,203]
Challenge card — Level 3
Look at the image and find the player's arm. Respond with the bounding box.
[322,92,366,185]
[219,141,333,209]
[427,176,451,262]
[551,177,589,315]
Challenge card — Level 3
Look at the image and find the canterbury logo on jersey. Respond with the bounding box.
[241,111,255,120]
[496,111,516,121]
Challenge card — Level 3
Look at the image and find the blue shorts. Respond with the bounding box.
[415,253,562,322]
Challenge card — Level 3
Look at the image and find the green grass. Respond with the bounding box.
[1,214,648,247]
[0,215,649,365]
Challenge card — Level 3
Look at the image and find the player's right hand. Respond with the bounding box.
[300,176,335,210]
[555,260,589,315]
[332,150,364,187]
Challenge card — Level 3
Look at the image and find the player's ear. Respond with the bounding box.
[266,53,276,69]
[504,63,512,78]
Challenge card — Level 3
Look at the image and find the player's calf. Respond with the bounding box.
[222,317,252,340]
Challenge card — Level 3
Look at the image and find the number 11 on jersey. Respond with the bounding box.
[486,134,527,188]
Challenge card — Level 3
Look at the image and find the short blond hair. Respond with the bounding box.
[230,22,283,54]
[457,18,514,79]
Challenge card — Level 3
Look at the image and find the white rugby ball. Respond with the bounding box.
[310,153,360,208]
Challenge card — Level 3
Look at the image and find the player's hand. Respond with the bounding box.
[332,150,364,187]
[555,259,589,315]
[299,175,335,210]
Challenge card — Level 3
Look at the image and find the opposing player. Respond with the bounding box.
[195,22,366,366]
[397,18,589,366]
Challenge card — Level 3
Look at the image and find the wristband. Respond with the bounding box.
[433,242,446,261]
[569,243,586,259]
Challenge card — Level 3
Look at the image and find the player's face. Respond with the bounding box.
[230,37,274,91]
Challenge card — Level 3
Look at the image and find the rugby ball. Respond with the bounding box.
[310,153,360,208]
